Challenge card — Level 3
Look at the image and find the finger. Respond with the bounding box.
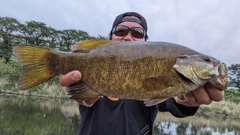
[192,86,212,105]
[184,92,196,104]
[59,70,82,86]
[173,96,190,106]
[174,93,197,107]
[205,82,225,102]
[183,92,200,106]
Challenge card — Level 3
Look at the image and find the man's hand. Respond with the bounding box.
[173,82,225,107]
[60,70,100,107]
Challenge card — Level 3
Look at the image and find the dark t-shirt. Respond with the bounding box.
[78,97,198,135]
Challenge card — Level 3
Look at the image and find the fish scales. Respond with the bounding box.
[54,42,198,98]
[13,40,227,106]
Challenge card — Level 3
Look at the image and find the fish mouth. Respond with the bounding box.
[176,62,228,90]
[208,62,228,90]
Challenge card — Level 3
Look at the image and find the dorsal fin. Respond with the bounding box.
[71,39,112,53]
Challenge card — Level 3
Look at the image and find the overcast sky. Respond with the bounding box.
[0,0,239,66]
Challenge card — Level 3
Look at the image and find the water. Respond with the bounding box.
[0,94,80,135]
[153,121,240,135]
[0,94,240,135]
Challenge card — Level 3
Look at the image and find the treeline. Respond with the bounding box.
[0,16,106,63]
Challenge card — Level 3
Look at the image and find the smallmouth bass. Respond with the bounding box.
[13,39,227,106]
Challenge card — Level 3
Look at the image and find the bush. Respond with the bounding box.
[0,57,21,83]
[225,89,240,104]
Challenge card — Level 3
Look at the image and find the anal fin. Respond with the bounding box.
[68,80,100,101]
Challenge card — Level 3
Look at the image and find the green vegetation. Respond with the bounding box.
[198,89,240,120]
[200,99,240,119]
[224,89,240,103]
[228,64,240,91]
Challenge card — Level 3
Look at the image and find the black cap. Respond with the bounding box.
[109,12,148,40]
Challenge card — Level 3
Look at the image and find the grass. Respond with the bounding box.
[155,95,240,129]
[200,99,240,119]
[155,111,240,130]
[224,89,240,103]
[195,89,240,120]
[156,90,240,128]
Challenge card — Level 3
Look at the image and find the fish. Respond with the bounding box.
[13,39,227,106]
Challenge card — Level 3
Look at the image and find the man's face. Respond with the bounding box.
[111,21,146,41]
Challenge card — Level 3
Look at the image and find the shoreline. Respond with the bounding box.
[1,90,240,120]
[155,112,240,129]
[0,89,68,99]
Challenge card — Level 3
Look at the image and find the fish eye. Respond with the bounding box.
[204,56,211,62]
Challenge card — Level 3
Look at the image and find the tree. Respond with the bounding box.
[59,29,94,51]
[18,20,50,45]
[0,17,20,34]
[0,17,21,63]
[228,64,240,91]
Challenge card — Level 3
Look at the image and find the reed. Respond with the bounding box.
[200,99,240,119]
[156,110,240,129]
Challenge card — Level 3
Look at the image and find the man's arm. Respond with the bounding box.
[157,98,199,117]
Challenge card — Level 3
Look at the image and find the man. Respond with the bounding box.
[60,12,224,135]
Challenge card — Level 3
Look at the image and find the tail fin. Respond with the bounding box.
[13,45,57,90]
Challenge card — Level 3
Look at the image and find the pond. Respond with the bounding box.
[0,94,240,135]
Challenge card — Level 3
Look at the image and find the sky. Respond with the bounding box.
[0,0,239,66]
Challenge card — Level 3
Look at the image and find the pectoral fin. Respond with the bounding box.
[142,76,176,91]
[144,97,168,106]
[68,80,100,101]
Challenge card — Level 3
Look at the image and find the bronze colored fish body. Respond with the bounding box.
[13,40,227,106]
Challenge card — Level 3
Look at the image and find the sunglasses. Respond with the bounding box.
[112,25,146,39]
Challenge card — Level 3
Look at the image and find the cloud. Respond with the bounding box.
[0,0,239,66]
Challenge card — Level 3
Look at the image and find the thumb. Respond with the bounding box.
[60,70,82,86]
